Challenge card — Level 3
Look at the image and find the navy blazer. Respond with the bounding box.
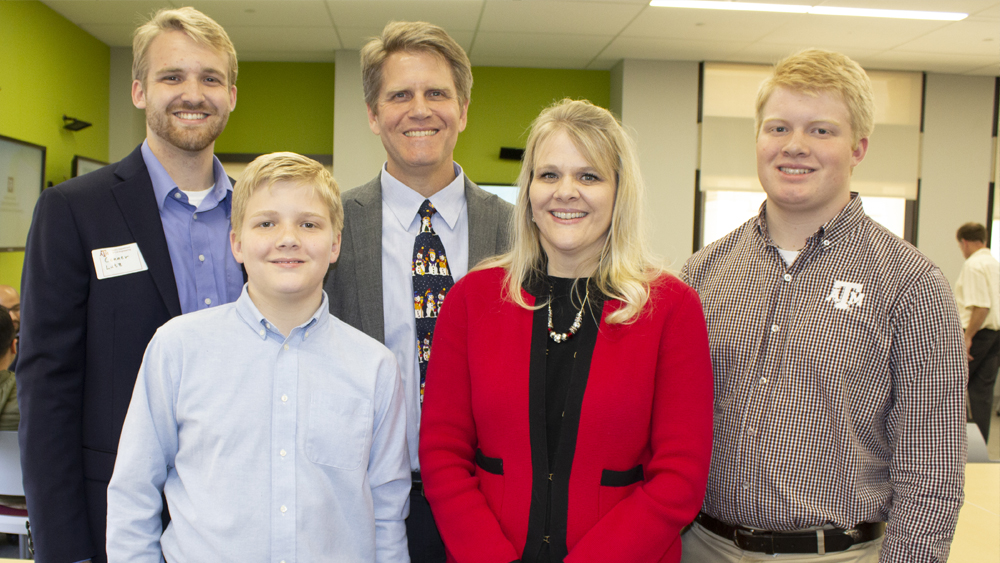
[17,145,181,563]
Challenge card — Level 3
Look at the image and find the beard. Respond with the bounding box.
[146,101,229,152]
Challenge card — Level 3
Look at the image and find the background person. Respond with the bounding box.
[0,286,18,371]
[324,20,512,562]
[681,49,967,562]
[419,99,713,563]
[17,8,241,562]
[955,222,1000,443]
[0,305,19,431]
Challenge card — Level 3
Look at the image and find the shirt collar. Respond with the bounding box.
[141,139,233,213]
[380,162,467,231]
[234,284,330,340]
[755,192,866,250]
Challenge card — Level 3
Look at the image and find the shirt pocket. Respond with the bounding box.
[305,392,372,470]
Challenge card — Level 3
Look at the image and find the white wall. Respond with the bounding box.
[612,59,700,270]
[108,46,146,163]
[332,49,387,191]
[917,73,996,284]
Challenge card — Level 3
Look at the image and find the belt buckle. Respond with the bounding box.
[734,528,775,555]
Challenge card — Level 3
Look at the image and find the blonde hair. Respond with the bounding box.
[755,48,874,148]
[361,21,472,114]
[232,153,343,239]
[479,99,661,324]
[133,7,238,87]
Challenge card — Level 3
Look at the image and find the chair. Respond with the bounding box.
[0,431,29,558]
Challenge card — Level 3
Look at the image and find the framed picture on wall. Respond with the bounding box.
[72,155,107,177]
[0,134,46,251]
[477,183,518,206]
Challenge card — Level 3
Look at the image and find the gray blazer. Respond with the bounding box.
[325,174,513,343]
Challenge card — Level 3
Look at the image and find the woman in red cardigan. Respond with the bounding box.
[419,99,713,563]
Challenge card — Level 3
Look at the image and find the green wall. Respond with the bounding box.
[214,61,335,156]
[0,0,110,290]
[457,67,611,184]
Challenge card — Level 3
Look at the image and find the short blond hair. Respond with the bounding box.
[478,99,661,325]
[755,48,874,148]
[232,153,343,239]
[361,21,472,114]
[133,7,238,87]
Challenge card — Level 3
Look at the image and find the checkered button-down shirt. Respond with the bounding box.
[682,195,967,563]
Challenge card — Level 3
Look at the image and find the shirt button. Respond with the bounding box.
[204,298,212,305]
[747,427,755,435]
[198,254,205,262]
[193,213,198,220]
[259,329,265,336]
[280,505,287,513]
[266,322,271,329]
[742,482,750,489]
[783,273,792,282]
[284,344,289,351]
[760,377,767,385]
[173,192,182,199]
[280,449,287,457]
[770,324,779,333]
[304,331,309,339]
[822,239,831,246]
[281,394,288,402]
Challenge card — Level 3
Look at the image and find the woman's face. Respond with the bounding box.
[529,129,615,278]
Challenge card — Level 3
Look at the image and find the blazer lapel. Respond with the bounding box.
[110,147,182,318]
[347,178,386,340]
[465,177,501,267]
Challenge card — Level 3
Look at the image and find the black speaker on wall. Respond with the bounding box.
[499,147,525,161]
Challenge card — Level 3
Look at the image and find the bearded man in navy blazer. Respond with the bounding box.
[17,8,241,563]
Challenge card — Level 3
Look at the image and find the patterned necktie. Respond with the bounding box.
[412,199,455,403]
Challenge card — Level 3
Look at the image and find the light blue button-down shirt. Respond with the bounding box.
[379,163,469,472]
[141,141,243,314]
[107,287,411,563]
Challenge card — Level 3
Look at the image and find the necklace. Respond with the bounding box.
[547,282,588,343]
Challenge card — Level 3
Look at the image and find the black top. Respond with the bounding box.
[533,276,602,563]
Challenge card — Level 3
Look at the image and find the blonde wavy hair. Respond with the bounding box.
[133,7,238,88]
[232,152,343,239]
[478,99,661,324]
[755,48,874,149]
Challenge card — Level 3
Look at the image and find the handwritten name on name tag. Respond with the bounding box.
[91,243,149,280]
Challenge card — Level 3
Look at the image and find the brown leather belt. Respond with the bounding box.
[696,512,885,555]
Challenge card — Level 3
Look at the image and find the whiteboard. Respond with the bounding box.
[0,135,46,251]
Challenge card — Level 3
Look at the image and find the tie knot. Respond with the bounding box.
[418,199,437,219]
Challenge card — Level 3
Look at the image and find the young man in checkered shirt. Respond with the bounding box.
[681,49,967,563]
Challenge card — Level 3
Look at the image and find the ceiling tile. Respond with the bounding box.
[336,28,474,51]
[325,1,483,31]
[623,5,794,42]
[225,26,341,52]
[892,20,1000,56]
[41,1,173,25]
[470,31,611,60]
[964,63,1000,75]
[755,14,948,50]
[727,43,881,65]
[600,36,750,62]
[478,1,642,35]
[184,1,333,27]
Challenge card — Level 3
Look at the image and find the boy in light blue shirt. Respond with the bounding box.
[107,152,411,562]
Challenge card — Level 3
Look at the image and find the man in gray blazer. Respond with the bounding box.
[324,21,512,563]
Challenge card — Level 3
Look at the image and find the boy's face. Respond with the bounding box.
[231,181,340,307]
[756,86,867,219]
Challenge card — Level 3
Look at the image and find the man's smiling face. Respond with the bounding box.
[132,29,236,154]
[367,50,468,190]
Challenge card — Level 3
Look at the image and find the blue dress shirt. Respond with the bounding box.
[379,163,469,472]
[107,287,411,562]
[141,141,243,314]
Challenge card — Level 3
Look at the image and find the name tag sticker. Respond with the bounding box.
[92,243,149,280]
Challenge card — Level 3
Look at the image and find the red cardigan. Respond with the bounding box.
[419,268,713,563]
